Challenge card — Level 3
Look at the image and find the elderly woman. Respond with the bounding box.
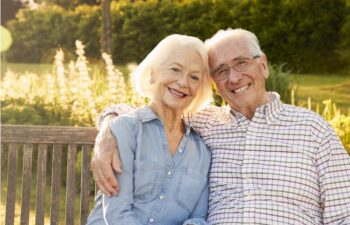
[86,34,213,225]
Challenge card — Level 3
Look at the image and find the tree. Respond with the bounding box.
[101,0,112,54]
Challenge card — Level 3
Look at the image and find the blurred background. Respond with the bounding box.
[1,0,349,224]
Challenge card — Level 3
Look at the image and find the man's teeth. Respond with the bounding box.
[169,88,186,97]
[234,85,249,93]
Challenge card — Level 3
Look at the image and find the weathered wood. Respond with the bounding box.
[35,144,48,225]
[5,144,19,225]
[1,125,97,225]
[20,144,33,225]
[66,144,77,225]
[2,125,97,144]
[50,144,62,225]
[80,145,92,225]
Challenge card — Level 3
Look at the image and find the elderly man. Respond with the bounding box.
[91,28,350,224]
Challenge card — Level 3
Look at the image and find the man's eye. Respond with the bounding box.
[217,68,228,76]
[236,60,248,66]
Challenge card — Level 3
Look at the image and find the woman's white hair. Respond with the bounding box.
[132,34,213,113]
[204,28,264,57]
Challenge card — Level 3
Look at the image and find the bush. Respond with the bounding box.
[6,4,101,63]
[266,64,293,104]
[5,0,350,72]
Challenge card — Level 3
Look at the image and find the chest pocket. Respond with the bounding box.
[133,160,160,202]
[174,168,207,213]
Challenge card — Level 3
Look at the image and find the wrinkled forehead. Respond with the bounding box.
[208,37,251,69]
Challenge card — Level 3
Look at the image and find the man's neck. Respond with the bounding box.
[233,92,271,120]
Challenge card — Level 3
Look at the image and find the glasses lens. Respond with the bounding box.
[234,58,251,72]
[214,67,228,80]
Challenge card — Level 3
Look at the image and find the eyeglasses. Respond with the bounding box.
[211,55,261,81]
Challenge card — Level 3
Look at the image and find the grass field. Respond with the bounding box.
[1,61,131,81]
[292,73,350,113]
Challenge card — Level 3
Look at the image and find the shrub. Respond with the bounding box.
[5,0,350,72]
[266,64,293,104]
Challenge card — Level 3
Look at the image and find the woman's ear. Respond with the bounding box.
[149,68,156,84]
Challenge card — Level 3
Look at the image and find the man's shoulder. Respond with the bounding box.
[281,103,329,129]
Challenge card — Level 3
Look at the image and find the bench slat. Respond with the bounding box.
[50,144,63,225]
[80,145,92,225]
[35,144,48,225]
[66,144,77,225]
[5,144,19,225]
[20,144,33,225]
[1,125,98,225]
[2,125,97,144]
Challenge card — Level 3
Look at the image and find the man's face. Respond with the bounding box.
[208,38,269,113]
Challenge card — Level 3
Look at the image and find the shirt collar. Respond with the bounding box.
[230,92,284,124]
[258,92,284,124]
[135,106,194,136]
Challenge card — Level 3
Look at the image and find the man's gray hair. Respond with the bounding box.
[204,28,264,56]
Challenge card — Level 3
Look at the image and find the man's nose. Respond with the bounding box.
[227,68,242,83]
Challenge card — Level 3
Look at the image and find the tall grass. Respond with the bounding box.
[1,41,147,126]
[1,41,349,152]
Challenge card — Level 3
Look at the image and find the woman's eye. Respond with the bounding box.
[171,67,181,72]
[190,75,200,81]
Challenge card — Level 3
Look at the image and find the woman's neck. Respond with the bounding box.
[149,101,184,133]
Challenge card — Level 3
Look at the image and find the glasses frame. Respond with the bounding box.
[211,55,261,81]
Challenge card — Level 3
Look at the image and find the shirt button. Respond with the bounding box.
[167,170,172,176]
[179,148,184,153]
[244,218,253,224]
[245,194,254,201]
[159,195,165,200]
[243,174,252,179]
[149,218,154,223]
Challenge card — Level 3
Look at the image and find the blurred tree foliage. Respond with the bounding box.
[5,0,350,73]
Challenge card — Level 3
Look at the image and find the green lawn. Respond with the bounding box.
[1,61,131,79]
[2,61,349,113]
[1,61,53,75]
[291,73,350,114]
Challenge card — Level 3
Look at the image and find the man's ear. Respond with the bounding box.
[260,54,269,79]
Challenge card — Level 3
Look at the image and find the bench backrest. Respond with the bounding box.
[1,125,98,225]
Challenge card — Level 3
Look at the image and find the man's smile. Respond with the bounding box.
[232,83,251,94]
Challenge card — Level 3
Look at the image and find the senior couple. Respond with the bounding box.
[87,28,350,225]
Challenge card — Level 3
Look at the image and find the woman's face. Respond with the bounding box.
[151,47,205,112]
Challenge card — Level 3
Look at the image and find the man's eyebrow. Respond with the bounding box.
[213,56,246,70]
[232,56,246,61]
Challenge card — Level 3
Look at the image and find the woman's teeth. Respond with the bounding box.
[169,88,186,97]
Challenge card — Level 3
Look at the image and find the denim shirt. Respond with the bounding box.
[87,106,211,225]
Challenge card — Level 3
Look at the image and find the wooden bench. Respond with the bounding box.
[1,125,98,225]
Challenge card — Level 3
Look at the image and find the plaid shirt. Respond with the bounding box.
[188,92,350,225]
[99,92,350,225]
